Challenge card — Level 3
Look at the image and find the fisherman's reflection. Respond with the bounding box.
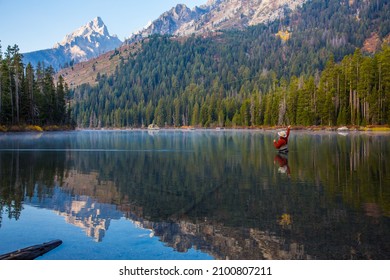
[274,153,290,178]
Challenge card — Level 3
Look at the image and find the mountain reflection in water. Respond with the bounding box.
[0,130,389,259]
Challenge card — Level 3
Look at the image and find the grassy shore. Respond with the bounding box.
[0,125,75,132]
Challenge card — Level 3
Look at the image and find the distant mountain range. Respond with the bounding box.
[23,0,307,70]
[23,17,122,70]
[127,0,306,43]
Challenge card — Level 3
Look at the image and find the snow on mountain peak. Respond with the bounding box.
[55,16,110,48]
[127,0,306,43]
[20,16,123,70]
[89,16,108,36]
[23,16,121,71]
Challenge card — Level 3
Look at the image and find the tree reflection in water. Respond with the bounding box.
[0,130,389,259]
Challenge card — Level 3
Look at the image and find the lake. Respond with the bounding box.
[0,129,389,260]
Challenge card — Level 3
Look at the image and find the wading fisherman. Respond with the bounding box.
[273,125,291,153]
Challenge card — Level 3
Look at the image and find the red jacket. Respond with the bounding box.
[273,127,290,150]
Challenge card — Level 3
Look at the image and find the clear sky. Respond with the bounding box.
[0,0,207,53]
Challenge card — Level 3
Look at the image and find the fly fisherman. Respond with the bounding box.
[273,125,291,153]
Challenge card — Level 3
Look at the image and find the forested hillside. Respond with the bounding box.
[72,0,390,128]
[0,44,72,129]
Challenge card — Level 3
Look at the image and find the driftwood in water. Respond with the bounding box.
[0,239,62,260]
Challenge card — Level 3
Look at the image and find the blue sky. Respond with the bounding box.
[0,0,207,53]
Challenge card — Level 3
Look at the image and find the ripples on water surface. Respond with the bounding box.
[0,130,389,259]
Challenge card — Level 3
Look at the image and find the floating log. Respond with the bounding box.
[0,239,62,260]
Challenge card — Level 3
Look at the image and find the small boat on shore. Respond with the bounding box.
[337,126,349,131]
[147,124,160,130]
[0,239,62,260]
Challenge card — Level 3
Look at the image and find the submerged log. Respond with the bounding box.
[0,239,62,260]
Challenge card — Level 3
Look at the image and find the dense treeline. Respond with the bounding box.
[0,43,71,128]
[72,0,390,128]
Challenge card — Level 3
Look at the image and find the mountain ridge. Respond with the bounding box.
[23,1,308,69]
[126,0,307,43]
[58,0,390,90]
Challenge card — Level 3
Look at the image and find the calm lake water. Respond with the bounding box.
[0,129,389,260]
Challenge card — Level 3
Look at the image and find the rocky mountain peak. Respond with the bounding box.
[54,16,113,48]
[127,0,307,42]
[127,4,207,43]
[23,16,122,70]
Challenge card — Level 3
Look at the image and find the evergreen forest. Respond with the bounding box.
[0,44,72,129]
[72,0,390,128]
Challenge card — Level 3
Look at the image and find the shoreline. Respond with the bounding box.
[79,125,390,132]
[1,124,389,133]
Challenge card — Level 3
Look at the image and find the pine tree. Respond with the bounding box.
[296,77,315,125]
[317,56,337,126]
[173,98,181,127]
[56,75,67,124]
[191,102,200,127]
[1,47,13,124]
[377,44,390,124]
[286,76,299,125]
[155,98,166,127]
[12,45,24,125]
[22,63,34,123]
[41,66,56,124]
[358,57,375,125]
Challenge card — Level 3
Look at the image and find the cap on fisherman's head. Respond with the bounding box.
[278,130,287,138]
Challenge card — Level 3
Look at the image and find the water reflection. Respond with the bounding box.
[0,130,390,259]
[274,153,290,177]
[26,184,123,242]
